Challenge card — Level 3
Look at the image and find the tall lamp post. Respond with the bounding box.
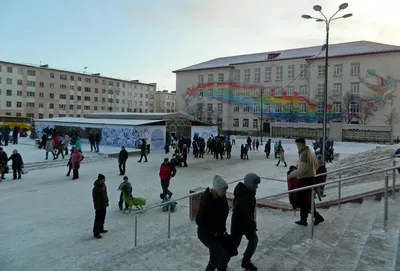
[301,3,352,165]
[260,86,263,145]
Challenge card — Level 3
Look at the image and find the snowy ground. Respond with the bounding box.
[0,137,392,271]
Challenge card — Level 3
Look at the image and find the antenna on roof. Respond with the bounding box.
[83,67,88,73]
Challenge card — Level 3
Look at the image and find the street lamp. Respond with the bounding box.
[254,81,264,145]
[301,3,352,165]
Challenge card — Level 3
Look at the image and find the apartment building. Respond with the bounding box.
[173,41,400,135]
[155,90,176,113]
[0,61,157,119]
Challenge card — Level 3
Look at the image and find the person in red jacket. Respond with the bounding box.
[159,158,177,199]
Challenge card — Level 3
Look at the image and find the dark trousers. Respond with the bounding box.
[299,177,323,221]
[234,230,258,263]
[66,165,72,176]
[198,232,230,271]
[232,139,235,145]
[226,151,231,159]
[72,169,79,179]
[138,153,147,162]
[95,142,99,152]
[265,150,270,158]
[46,151,55,159]
[13,168,22,179]
[13,136,18,144]
[119,192,129,210]
[276,160,287,167]
[119,162,126,175]
[93,209,107,235]
[90,141,95,151]
[161,179,172,198]
[56,149,65,159]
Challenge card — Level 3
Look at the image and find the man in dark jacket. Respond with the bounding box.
[231,173,260,271]
[196,175,231,271]
[94,132,101,152]
[92,174,109,239]
[8,149,23,180]
[0,148,8,180]
[118,146,128,175]
[138,139,148,163]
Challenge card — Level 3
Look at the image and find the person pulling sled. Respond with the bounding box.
[118,176,146,213]
[159,158,177,200]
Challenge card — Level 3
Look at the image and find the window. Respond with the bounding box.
[254,68,261,82]
[26,102,35,107]
[333,102,342,113]
[350,82,360,94]
[300,64,308,78]
[317,83,324,95]
[275,104,283,113]
[264,67,272,81]
[208,74,214,83]
[244,69,250,82]
[59,94,67,99]
[50,83,54,89]
[233,119,239,128]
[70,75,74,81]
[6,101,11,107]
[16,79,23,86]
[50,72,54,78]
[333,64,343,76]
[207,103,213,112]
[275,87,282,96]
[84,106,91,110]
[351,63,360,76]
[243,89,249,96]
[70,95,74,100]
[70,105,74,110]
[39,92,44,97]
[333,83,342,95]
[59,104,66,110]
[39,103,44,108]
[217,103,223,112]
[17,91,22,96]
[264,104,270,113]
[263,88,270,97]
[253,104,260,113]
[234,70,240,82]
[49,103,54,109]
[233,89,239,97]
[94,97,98,102]
[286,86,294,96]
[198,75,204,84]
[27,70,36,76]
[18,68,23,75]
[6,89,12,96]
[288,65,295,79]
[16,113,21,117]
[233,104,240,112]
[299,85,308,96]
[5,112,11,116]
[299,103,307,113]
[218,73,224,82]
[84,87,91,92]
[85,78,91,83]
[78,86,82,91]
[70,85,74,90]
[217,117,223,123]
[317,65,325,77]
[243,119,249,128]
[7,78,12,84]
[286,104,294,113]
[276,66,283,81]
[16,102,22,108]
[253,119,258,129]
[26,113,35,118]
[316,103,323,113]
[84,96,91,101]
[350,102,360,113]
[207,89,213,97]
[59,74,67,80]
[49,114,54,118]
[60,84,67,89]
[39,114,43,119]
[254,89,260,97]
[49,93,54,99]
[243,104,249,113]
[217,89,223,97]
[27,91,35,97]
[7,67,13,73]
[27,81,35,87]
[39,82,44,87]
[40,71,45,77]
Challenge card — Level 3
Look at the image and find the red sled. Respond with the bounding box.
[287,176,301,209]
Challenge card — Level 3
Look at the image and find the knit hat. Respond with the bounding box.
[98,174,105,180]
[123,176,128,181]
[243,173,261,190]
[213,175,228,190]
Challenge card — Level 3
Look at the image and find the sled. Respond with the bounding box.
[161,197,177,212]
[122,195,147,214]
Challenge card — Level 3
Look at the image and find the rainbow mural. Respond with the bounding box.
[183,70,399,122]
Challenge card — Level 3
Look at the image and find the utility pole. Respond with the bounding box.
[260,87,263,145]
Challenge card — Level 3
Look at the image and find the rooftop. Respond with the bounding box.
[173,40,400,72]
[0,60,156,86]
[34,117,163,126]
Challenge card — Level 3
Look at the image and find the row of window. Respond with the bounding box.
[198,63,361,84]
[196,103,224,112]
[196,82,360,98]
[0,65,154,91]
[233,119,259,128]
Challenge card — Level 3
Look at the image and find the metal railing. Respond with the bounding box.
[131,155,399,246]
[256,165,400,239]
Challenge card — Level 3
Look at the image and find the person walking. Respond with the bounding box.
[231,173,260,271]
[159,158,177,199]
[196,175,236,271]
[118,146,128,175]
[138,139,148,163]
[288,138,324,226]
[45,136,55,160]
[71,148,83,180]
[265,139,271,158]
[92,174,109,239]
[275,144,287,167]
[7,149,24,180]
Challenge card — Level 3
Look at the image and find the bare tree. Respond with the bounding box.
[359,104,374,124]
[385,110,400,125]
[342,91,357,124]
[311,93,342,123]
[194,103,206,121]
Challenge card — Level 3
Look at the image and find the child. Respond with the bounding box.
[287,166,300,209]
[316,155,327,197]
[118,176,133,211]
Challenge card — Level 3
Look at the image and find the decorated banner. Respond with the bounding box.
[191,126,218,139]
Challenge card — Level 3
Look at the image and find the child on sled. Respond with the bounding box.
[118,176,146,212]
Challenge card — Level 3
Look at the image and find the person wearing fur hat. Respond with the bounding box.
[196,175,233,271]
[288,138,324,227]
[92,174,109,239]
[231,173,260,271]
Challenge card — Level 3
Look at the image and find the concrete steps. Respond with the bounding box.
[85,199,400,271]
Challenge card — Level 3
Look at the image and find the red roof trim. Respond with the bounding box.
[305,50,400,60]
[172,66,234,73]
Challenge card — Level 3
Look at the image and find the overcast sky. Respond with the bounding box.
[1,0,399,91]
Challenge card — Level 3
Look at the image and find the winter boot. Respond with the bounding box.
[241,260,258,270]
[94,234,102,239]
[314,213,325,226]
[295,220,308,226]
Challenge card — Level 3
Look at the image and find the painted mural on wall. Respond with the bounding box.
[182,70,399,122]
[191,126,219,139]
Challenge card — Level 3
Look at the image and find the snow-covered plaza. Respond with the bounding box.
[0,137,393,271]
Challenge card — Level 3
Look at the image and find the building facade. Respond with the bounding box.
[155,90,176,113]
[0,61,157,119]
[173,41,400,136]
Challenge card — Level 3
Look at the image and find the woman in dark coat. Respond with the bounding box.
[196,175,232,271]
[8,149,24,179]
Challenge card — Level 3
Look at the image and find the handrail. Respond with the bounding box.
[256,165,400,201]
[130,177,244,214]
